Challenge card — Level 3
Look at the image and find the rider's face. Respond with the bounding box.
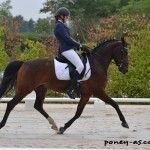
[64,16,69,23]
[60,16,69,23]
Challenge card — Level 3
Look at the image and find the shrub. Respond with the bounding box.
[19,39,47,60]
[106,22,150,98]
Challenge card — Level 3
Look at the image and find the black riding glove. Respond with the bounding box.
[80,45,90,53]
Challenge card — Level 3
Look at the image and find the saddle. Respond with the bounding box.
[55,52,87,80]
[54,52,91,98]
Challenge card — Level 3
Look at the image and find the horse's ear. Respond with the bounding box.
[121,36,125,46]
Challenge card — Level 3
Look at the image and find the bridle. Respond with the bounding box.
[116,46,128,69]
[93,44,128,68]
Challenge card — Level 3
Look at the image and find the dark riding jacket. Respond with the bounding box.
[54,20,80,53]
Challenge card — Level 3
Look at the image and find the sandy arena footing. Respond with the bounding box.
[0,103,150,149]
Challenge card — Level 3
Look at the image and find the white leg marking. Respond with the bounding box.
[47,116,58,131]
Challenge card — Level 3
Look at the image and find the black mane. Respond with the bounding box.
[93,39,119,52]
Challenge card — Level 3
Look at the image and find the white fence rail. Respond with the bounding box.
[1,97,150,111]
[0,97,150,102]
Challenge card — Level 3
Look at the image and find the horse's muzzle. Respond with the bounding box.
[119,68,128,74]
[118,65,128,74]
[122,69,128,74]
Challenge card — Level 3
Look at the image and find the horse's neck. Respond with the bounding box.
[94,48,112,70]
[92,42,118,73]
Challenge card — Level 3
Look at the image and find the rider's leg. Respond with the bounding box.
[61,49,84,74]
[61,49,84,99]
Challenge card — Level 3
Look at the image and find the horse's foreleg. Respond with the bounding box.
[0,93,25,129]
[93,90,129,129]
[34,85,58,131]
[58,95,90,134]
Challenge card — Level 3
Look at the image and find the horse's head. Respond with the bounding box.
[91,37,129,74]
[113,37,129,74]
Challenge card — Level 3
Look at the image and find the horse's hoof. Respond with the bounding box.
[57,127,65,134]
[122,122,129,129]
[0,122,5,129]
[51,125,58,131]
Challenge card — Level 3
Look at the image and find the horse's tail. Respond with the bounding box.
[0,61,24,98]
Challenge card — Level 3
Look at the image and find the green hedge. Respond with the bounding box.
[106,27,150,98]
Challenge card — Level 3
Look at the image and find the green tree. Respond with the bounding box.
[28,19,35,32]
[40,0,62,17]
[35,18,51,35]
[0,26,9,71]
[40,0,120,19]
[14,15,31,32]
[0,0,12,18]
[119,0,130,6]
[119,0,150,17]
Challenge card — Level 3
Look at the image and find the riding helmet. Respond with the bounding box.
[56,7,70,16]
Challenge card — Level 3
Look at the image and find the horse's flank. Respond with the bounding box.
[17,58,69,93]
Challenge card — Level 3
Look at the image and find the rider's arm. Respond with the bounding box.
[56,23,81,49]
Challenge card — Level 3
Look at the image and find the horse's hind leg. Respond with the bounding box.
[0,93,26,129]
[93,90,129,129]
[34,85,58,131]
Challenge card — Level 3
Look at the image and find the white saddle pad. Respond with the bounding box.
[54,57,91,81]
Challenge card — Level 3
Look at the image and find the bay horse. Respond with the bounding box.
[0,37,129,134]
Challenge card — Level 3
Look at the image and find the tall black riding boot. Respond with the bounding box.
[66,70,80,99]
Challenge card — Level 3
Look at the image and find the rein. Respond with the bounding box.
[93,52,115,64]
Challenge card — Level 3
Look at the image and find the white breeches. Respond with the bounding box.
[61,49,84,74]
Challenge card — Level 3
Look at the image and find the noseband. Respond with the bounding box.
[116,46,128,69]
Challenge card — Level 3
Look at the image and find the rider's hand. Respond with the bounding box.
[80,45,90,53]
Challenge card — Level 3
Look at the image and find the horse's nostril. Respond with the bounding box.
[122,69,128,74]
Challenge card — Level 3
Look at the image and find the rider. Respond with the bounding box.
[54,7,89,99]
